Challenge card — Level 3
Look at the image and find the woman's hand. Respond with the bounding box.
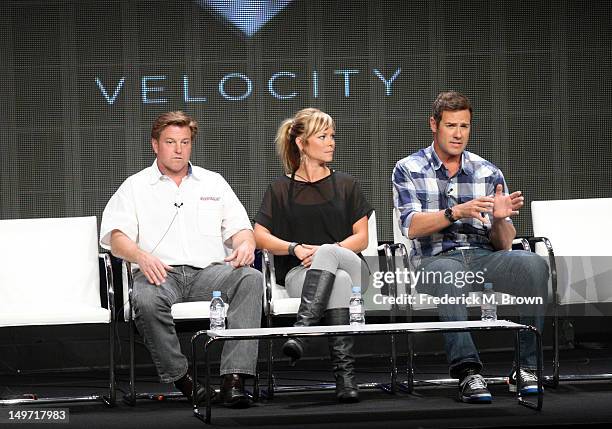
[296,244,319,267]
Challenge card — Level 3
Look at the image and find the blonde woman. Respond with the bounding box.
[254,108,372,403]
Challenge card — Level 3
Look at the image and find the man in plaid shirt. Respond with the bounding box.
[392,91,548,403]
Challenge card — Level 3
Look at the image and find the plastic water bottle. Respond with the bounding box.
[481,282,497,322]
[349,286,365,326]
[209,291,226,331]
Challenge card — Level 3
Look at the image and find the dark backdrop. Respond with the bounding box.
[0,0,611,240]
[1,0,612,375]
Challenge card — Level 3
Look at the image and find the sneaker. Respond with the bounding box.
[508,368,542,395]
[458,373,492,403]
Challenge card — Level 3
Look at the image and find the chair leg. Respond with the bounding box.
[107,318,116,406]
[266,313,275,399]
[127,317,136,406]
[252,371,260,402]
[390,334,398,393]
[406,333,414,393]
[551,311,560,388]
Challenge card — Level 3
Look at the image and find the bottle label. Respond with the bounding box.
[210,308,224,319]
[350,305,362,314]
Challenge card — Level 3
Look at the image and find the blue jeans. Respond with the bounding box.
[416,248,549,378]
[132,264,262,383]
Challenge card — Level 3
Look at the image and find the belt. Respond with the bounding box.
[437,246,479,256]
[170,264,202,271]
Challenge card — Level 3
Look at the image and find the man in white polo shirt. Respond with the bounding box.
[100,111,261,408]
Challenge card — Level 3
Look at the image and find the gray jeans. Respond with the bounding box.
[285,244,368,309]
[132,264,262,383]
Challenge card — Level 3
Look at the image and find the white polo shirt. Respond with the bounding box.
[100,161,252,269]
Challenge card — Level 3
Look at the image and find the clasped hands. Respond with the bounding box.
[452,184,524,224]
[294,244,320,268]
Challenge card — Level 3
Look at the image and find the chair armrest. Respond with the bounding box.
[99,253,116,321]
[515,235,558,307]
[515,236,554,253]
[261,250,275,316]
[123,260,134,321]
[376,242,412,300]
[389,242,411,271]
[512,237,531,251]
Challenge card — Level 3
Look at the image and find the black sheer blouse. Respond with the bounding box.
[255,171,372,285]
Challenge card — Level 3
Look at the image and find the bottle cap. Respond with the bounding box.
[484,282,493,290]
[352,286,361,293]
[212,291,221,298]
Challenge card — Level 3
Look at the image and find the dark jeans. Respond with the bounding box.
[416,248,549,378]
[132,264,262,383]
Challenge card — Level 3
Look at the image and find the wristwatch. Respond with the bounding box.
[444,207,457,223]
[288,242,300,257]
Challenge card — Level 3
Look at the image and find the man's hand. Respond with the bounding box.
[135,250,173,286]
[225,240,255,268]
[453,196,495,224]
[492,184,523,219]
[297,244,319,268]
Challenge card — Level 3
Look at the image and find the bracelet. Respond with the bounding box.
[288,242,300,257]
[335,242,343,247]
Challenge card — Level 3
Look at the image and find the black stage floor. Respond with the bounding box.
[1,347,612,429]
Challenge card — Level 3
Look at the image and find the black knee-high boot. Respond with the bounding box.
[325,308,359,403]
[282,269,335,364]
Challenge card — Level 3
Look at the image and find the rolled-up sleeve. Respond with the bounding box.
[99,181,138,250]
[392,161,422,238]
[219,177,252,244]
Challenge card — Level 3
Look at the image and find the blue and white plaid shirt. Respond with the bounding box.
[392,143,511,267]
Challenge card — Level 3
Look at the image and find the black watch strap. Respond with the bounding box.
[444,208,456,223]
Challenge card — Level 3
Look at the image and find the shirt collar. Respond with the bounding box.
[149,160,198,185]
[426,142,474,176]
[426,142,443,171]
[459,151,474,175]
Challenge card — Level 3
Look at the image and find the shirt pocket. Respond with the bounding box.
[198,202,223,236]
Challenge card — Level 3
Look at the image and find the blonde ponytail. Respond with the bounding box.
[275,108,335,174]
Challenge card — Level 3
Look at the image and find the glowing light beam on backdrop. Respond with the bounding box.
[197,0,295,37]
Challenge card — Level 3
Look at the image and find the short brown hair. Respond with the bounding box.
[276,108,335,174]
[432,91,472,125]
[151,111,198,140]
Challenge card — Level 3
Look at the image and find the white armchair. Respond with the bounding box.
[0,216,115,406]
[531,197,612,386]
[261,211,401,396]
[121,262,228,404]
[391,208,537,391]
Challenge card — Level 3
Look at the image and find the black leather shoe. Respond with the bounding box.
[174,373,213,405]
[220,374,250,408]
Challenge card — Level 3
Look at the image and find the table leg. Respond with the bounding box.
[205,339,212,423]
[191,333,212,423]
[517,327,543,411]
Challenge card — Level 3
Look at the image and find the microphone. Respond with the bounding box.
[174,202,183,209]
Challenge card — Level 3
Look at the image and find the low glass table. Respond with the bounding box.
[191,320,543,424]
